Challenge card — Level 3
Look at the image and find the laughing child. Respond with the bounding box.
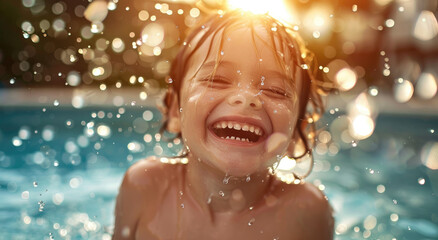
[113,10,334,240]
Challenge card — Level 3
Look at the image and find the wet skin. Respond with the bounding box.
[113,26,334,239]
[113,159,333,239]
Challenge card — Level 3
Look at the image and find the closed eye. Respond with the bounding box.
[262,87,291,98]
[201,77,232,88]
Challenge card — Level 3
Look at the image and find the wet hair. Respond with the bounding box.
[162,10,332,178]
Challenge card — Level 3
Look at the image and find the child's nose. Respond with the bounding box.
[228,92,262,110]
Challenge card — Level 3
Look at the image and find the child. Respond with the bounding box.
[113,10,334,240]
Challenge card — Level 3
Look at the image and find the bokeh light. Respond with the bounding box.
[335,67,357,91]
[84,0,108,22]
[141,23,165,47]
[394,78,414,103]
[413,10,438,41]
[415,72,437,99]
[349,115,375,140]
[421,142,438,170]
[97,125,111,138]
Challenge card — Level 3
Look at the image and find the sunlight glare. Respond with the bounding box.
[349,115,375,140]
[227,0,297,24]
[335,68,357,91]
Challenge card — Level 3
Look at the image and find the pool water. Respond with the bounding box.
[0,106,437,240]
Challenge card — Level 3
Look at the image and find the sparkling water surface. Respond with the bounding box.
[0,107,437,240]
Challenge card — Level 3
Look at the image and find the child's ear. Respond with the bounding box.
[165,88,181,133]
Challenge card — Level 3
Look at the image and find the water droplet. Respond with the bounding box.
[351,141,357,147]
[38,200,45,211]
[352,4,358,12]
[33,181,38,187]
[53,100,59,106]
[10,78,15,84]
[249,206,254,210]
[12,137,23,147]
[248,218,255,226]
[219,191,224,197]
[369,86,379,96]
[179,108,183,113]
[179,191,184,196]
[180,203,184,208]
[300,64,309,70]
[418,178,425,185]
[246,175,251,182]
[167,78,173,83]
[430,129,435,133]
[393,199,398,205]
[49,233,54,240]
[223,175,230,184]
[220,50,224,56]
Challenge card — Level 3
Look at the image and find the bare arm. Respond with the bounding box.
[113,158,163,239]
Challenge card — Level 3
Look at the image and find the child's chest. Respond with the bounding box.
[135,186,300,240]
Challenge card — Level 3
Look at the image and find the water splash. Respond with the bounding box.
[38,200,45,212]
[223,175,230,184]
[245,175,251,182]
[248,218,255,226]
[351,141,357,147]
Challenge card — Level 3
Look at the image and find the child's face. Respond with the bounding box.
[178,26,301,177]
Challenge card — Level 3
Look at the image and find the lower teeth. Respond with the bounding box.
[221,136,250,142]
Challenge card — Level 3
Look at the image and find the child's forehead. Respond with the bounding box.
[181,16,302,91]
[186,28,282,76]
[187,25,288,69]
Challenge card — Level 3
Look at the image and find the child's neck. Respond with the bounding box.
[185,155,273,218]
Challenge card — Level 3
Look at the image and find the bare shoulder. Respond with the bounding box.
[272,179,335,239]
[113,157,181,239]
[123,156,178,190]
[273,179,329,204]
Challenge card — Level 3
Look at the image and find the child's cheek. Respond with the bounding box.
[187,91,203,103]
[268,101,295,116]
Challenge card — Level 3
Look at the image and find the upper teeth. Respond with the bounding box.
[213,121,263,136]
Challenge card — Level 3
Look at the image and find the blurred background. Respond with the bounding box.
[0,0,437,239]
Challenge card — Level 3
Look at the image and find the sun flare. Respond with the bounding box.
[226,0,297,25]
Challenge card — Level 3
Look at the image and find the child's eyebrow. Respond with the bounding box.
[201,60,233,70]
[263,70,289,81]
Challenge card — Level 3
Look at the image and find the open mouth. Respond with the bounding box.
[210,120,265,143]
